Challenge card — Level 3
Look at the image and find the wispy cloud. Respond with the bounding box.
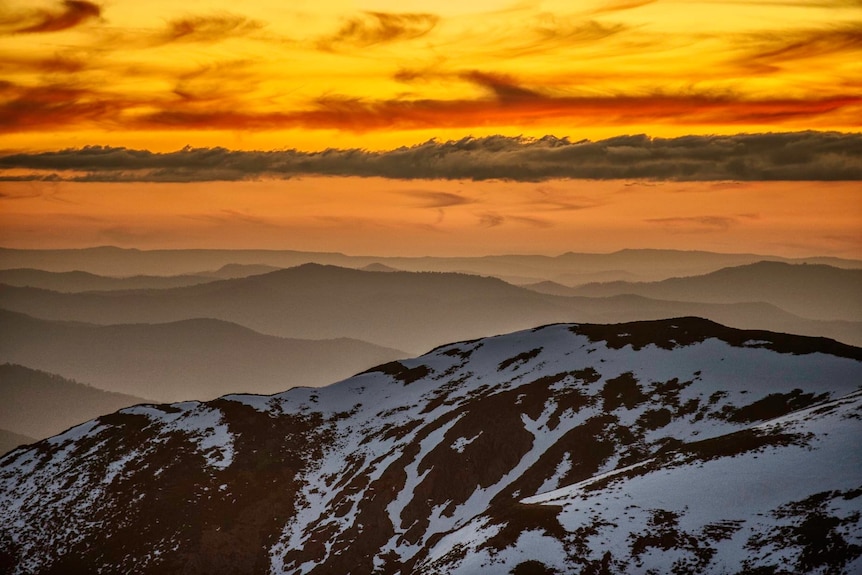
[588,0,657,15]
[1,0,101,35]
[645,215,740,232]
[402,191,473,208]
[161,14,264,44]
[316,12,439,51]
[478,212,504,227]
[182,209,271,226]
[32,80,848,135]
[0,82,132,132]
[2,131,860,182]
[739,23,862,71]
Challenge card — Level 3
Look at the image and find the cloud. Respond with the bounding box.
[476,212,552,228]
[182,209,271,225]
[0,52,88,74]
[478,212,505,227]
[161,14,264,44]
[2,0,100,34]
[645,216,740,232]
[588,0,657,15]
[494,18,627,58]
[508,215,553,228]
[459,71,543,102]
[317,12,439,51]
[0,82,131,132]
[1,131,861,182]
[403,191,473,208]
[119,90,859,134]
[2,62,859,134]
[740,23,862,70]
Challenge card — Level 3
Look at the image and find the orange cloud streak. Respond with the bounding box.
[2,78,859,134]
[2,0,101,34]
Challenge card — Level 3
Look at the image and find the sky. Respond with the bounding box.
[0,0,860,257]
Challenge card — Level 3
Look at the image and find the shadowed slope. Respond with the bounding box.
[0,364,148,439]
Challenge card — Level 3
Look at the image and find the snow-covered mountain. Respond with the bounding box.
[1,317,860,574]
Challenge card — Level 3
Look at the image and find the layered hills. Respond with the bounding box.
[1,318,860,574]
[550,261,862,321]
[0,268,213,293]
[0,310,405,402]
[1,246,859,283]
[1,263,859,353]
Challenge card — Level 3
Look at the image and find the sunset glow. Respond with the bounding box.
[0,0,860,255]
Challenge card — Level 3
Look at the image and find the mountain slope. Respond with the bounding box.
[2,264,860,352]
[0,364,148,439]
[1,318,860,574]
[568,261,862,321]
[0,310,406,402]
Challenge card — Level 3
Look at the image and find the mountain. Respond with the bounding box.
[1,318,860,574]
[197,263,283,279]
[1,264,860,352]
[361,263,401,272]
[0,310,406,402]
[0,429,35,457]
[566,261,862,321]
[2,246,859,283]
[0,268,214,292]
[0,363,148,439]
[0,265,573,353]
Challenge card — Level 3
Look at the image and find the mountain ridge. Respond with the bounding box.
[0,309,406,402]
[2,246,860,283]
[1,317,860,574]
[566,261,862,321]
[2,264,860,352]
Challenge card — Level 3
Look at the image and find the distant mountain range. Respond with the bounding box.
[2,318,859,573]
[0,310,405,402]
[0,363,147,441]
[1,263,860,353]
[0,263,288,293]
[0,268,214,292]
[2,246,859,283]
[526,261,862,321]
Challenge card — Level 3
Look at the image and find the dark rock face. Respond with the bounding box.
[1,318,861,574]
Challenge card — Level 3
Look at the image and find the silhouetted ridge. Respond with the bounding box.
[571,317,862,360]
[2,262,860,352]
[572,261,862,321]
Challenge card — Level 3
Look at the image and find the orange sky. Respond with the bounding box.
[2,178,860,257]
[0,0,860,256]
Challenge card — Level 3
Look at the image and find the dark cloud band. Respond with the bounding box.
[1,131,860,182]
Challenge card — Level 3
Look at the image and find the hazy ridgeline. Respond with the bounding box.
[0,248,860,453]
[1,246,859,282]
